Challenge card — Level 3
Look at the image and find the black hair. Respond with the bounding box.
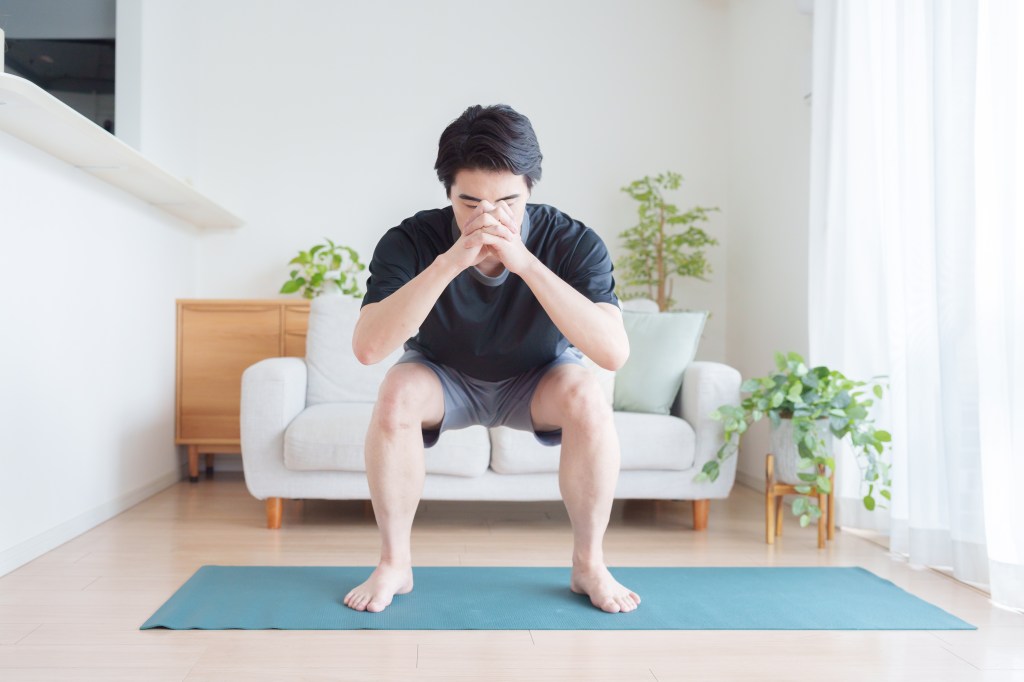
[434,104,543,197]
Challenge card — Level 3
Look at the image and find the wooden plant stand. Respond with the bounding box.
[765,453,835,549]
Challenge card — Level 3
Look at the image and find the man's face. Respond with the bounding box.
[449,168,530,237]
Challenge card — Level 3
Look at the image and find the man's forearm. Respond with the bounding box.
[518,257,629,371]
[353,255,461,364]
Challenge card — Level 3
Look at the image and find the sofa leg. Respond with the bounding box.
[266,498,282,529]
[692,499,709,530]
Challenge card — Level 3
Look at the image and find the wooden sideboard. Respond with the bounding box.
[175,298,311,482]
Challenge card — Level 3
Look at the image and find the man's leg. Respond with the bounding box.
[529,364,641,613]
[343,362,445,612]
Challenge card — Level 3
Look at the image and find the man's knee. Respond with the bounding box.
[373,363,443,432]
[546,367,612,430]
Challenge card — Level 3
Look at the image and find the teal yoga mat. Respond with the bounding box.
[139,565,976,631]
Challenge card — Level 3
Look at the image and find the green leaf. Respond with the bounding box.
[799,514,811,527]
[873,384,883,398]
[863,495,876,511]
[775,351,787,371]
[280,280,302,294]
[876,430,892,442]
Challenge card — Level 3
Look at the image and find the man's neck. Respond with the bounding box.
[474,259,506,278]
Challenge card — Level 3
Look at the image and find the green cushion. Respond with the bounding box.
[613,310,708,414]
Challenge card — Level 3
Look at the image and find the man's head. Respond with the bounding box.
[435,104,542,235]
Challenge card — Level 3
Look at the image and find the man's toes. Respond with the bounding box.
[600,598,620,613]
[366,598,390,612]
[630,592,641,604]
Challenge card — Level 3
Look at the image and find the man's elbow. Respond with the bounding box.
[353,345,378,366]
[352,332,383,366]
[598,341,629,372]
[607,348,629,372]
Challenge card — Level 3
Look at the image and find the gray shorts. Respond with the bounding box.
[394,346,586,448]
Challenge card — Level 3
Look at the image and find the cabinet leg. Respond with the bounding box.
[188,445,199,483]
[692,499,709,531]
[775,496,784,537]
[205,453,215,477]
[267,498,282,529]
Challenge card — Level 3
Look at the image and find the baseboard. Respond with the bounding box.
[735,469,762,493]
[0,468,183,578]
[180,450,245,476]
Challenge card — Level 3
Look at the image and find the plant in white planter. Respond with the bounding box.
[694,351,893,528]
[280,238,365,299]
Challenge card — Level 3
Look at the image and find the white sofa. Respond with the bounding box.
[240,294,741,530]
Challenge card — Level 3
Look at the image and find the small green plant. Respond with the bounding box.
[280,237,366,300]
[695,351,893,528]
[616,171,720,311]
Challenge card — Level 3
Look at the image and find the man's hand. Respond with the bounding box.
[441,202,502,272]
[441,200,535,275]
[469,199,537,275]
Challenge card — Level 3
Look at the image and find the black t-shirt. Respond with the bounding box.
[361,202,619,381]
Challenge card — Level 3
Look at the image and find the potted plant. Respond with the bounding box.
[616,171,720,311]
[694,351,893,528]
[280,237,366,299]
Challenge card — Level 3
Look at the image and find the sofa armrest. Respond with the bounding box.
[675,361,742,483]
[239,356,308,500]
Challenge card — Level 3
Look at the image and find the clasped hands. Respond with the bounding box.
[447,200,536,275]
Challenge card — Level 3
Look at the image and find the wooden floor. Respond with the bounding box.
[1,471,1022,681]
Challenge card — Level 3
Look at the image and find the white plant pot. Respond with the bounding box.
[769,417,834,485]
[319,280,344,296]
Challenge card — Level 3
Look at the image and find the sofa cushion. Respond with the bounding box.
[283,402,490,477]
[305,294,404,406]
[488,411,696,474]
[613,310,707,415]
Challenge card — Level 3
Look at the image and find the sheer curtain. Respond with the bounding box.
[808,0,1023,611]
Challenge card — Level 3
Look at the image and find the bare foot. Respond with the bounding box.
[570,563,641,613]
[343,561,414,612]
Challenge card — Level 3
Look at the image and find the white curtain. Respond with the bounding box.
[808,0,1023,611]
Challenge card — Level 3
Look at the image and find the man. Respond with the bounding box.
[344,104,640,614]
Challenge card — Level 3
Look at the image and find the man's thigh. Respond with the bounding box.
[378,361,445,431]
[529,363,604,432]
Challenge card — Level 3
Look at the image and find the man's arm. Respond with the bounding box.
[352,255,461,365]
[353,204,503,365]
[474,204,629,371]
[518,260,629,371]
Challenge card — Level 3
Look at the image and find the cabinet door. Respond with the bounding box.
[283,304,310,358]
[178,303,281,441]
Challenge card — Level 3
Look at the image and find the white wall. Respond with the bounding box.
[725,0,813,489]
[119,0,732,367]
[0,130,199,576]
